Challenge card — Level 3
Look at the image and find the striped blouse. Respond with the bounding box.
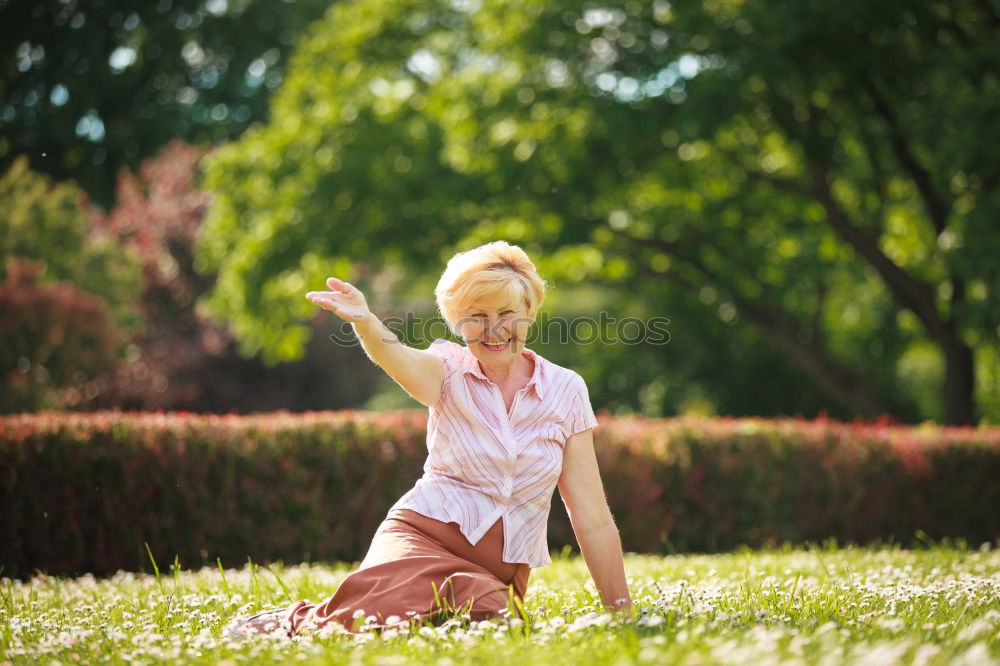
[389,338,599,568]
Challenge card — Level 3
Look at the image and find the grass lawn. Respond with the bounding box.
[2,544,998,665]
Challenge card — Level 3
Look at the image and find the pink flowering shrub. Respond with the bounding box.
[0,411,997,577]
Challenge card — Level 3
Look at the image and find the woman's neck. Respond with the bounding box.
[478,351,530,387]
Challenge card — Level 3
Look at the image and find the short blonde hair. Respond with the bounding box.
[435,241,547,334]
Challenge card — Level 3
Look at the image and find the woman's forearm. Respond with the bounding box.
[559,430,632,612]
[352,311,402,362]
[576,521,632,611]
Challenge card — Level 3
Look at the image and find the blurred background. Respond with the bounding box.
[2,0,998,425]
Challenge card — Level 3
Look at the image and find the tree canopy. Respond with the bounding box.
[0,0,330,207]
[195,0,999,424]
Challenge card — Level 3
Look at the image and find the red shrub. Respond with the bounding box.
[0,411,997,577]
[0,260,120,413]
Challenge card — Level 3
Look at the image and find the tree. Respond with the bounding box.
[91,140,386,412]
[198,0,1000,424]
[0,0,330,207]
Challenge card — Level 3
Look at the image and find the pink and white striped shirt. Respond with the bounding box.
[389,338,598,568]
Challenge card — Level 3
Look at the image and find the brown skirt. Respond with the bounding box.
[282,509,531,634]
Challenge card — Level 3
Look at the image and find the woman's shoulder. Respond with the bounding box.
[529,350,587,389]
[530,351,595,430]
[427,338,470,371]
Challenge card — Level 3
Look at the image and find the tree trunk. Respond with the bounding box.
[808,165,979,425]
[942,331,976,425]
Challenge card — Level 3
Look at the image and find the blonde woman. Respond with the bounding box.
[226,241,630,636]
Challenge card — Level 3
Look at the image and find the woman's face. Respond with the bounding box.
[457,299,532,362]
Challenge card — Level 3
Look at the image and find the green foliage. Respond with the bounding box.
[0,156,143,333]
[530,284,887,422]
[2,411,997,578]
[0,156,85,280]
[0,0,331,206]
[197,0,1000,424]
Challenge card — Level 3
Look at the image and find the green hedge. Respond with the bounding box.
[1,411,997,577]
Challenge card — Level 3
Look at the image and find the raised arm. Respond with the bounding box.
[306,277,445,407]
[557,428,632,612]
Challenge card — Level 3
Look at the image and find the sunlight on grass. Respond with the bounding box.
[2,545,998,664]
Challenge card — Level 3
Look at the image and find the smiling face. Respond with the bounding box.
[435,243,547,357]
[457,298,533,363]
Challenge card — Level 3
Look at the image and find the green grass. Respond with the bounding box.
[2,544,998,665]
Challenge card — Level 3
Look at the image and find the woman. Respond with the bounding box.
[226,241,630,636]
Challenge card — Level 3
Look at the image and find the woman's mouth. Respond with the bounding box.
[482,338,512,352]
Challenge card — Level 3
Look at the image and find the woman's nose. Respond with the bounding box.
[483,317,507,334]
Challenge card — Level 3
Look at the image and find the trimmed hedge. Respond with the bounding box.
[1,411,997,578]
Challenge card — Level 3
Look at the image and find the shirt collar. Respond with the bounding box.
[459,344,545,400]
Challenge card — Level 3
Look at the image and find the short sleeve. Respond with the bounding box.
[569,373,599,436]
[427,339,462,374]
[426,339,462,405]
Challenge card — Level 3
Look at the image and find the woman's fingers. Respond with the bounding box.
[306,287,354,300]
[305,290,364,319]
[305,291,335,306]
[306,277,368,321]
[326,276,355,294]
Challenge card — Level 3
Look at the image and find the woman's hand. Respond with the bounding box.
[306,277,371,323]
[304,276,446,407]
